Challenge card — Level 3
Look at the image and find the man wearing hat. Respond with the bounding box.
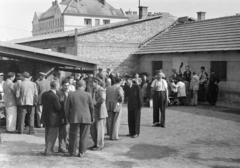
[16,72,38,134]
[3,72,17,133]
[36,72,50,128]
[53,72,61,84]
[125,74,142,138]
[89,77,108,151]
[96,68,105,86]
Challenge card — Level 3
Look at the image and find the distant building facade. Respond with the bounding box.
[32,0,128,36]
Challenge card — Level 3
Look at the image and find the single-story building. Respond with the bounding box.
[0,41,98,80]
[135,13,240,103]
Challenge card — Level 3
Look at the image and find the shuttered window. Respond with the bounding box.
[211,61,227,81]
[152,61,162,77]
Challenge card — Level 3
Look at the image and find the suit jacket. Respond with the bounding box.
[57,90,69,125]
[41,90,61,127]
[16,78,38,106]
[65,89,94,124]
[36,78,50,105]
[106,84,124,112]
[3,79,17,107]
[190,75,200,91]
[94,87,108,119]
[127,83,142,110]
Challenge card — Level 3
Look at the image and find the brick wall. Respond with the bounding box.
[74,14,176,75]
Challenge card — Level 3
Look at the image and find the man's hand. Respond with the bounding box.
[91,118,95,124]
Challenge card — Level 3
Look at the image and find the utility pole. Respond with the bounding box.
[139,0,141,7]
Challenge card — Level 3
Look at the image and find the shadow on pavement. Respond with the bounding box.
[168,105,240,123]
[117,143,178,160]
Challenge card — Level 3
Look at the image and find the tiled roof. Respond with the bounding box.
[38,0,127,20]
[63,0,126,18]
[135,15,240,55]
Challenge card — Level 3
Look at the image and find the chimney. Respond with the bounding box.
[52,1,55,6]
[99,0,106,5]
[197,12,206,21]
[139,6,148,19]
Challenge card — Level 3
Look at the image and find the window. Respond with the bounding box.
[211,61,227,81]
[103,20,110,24]
[152,61,162,77]
[84,19,92,26]
[58,47,66,53]
[95,19,100,26]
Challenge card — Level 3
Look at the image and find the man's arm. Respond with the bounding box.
[64,93,71,118]
[137,85,143,108]
[53,94,61,112]
[88,94,94,122]
[95,90,106,108]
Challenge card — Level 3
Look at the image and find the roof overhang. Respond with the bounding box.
[0,41,99,70]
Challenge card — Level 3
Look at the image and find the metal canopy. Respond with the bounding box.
[0,41,98,70]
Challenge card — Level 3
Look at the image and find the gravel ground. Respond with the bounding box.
[0,104,240,168]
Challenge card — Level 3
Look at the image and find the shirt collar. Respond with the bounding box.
[51,90,56,94]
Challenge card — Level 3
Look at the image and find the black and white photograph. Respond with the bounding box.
[0,0,240,167]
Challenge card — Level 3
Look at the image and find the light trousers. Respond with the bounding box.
[5,106,17,131]
[191,90,198,105]
[90,118,105,148]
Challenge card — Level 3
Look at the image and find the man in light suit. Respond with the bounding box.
[90,77,108,151]
[36,72,50,128]
[190,71,200,106]
[106,77,124,140]
[65,80,94,157]
[3,72,17,133]
[41,81,61,156]
[16,72,38,134]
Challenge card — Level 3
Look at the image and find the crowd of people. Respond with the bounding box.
[0,65,220,157]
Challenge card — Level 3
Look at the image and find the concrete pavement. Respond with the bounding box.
[0,104,240,168]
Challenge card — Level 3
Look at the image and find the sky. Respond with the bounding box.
[0,0,239,41]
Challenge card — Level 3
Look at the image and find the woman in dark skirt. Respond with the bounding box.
[151,71,169,128]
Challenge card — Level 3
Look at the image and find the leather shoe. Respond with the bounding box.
[77,153,85,158]
[160,124,165,128]
[88,145,97,150]
[59,148,68,153]
[126,134,132,137]
[64,153,76,157]
[92,147,103,151]
[132,134,138,138]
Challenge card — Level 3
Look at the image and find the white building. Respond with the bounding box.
[32,0,128,36]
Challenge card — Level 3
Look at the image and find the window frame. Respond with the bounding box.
[84,18,92,27]
[210,61,227,81]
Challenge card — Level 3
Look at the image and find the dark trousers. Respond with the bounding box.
[59,124,69,150]
[207,84,219,105]
[69,123,90,155]
[18,105,35,133]
[128,109,141,136]
[45,126,59,154]
[198,84,206,102]
[153,91,166,126]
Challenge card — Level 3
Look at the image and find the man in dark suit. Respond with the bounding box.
[56,79,70,153]
[41,81,61,156]
[36,72,50,128]
[207,69,220,105]
[65,80,94,157]
[125,75,142,138]
[106,68,115,85]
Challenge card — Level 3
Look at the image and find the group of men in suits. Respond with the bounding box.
[38,69,143,157]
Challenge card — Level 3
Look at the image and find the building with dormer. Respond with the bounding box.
[32,0,128,36]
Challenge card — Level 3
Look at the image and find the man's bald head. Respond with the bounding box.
[77,80,86,89]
